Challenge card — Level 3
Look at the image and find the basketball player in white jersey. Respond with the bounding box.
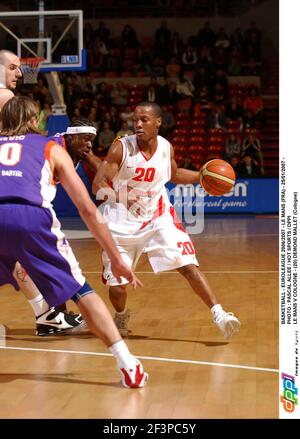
[0,50,22,109]
[0,50,86,335]
[93,102,241,339]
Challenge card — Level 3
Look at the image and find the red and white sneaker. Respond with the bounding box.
[119,358,148,388]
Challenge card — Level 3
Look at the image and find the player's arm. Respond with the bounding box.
[81,150,103,173]
[0,89,14,111]
[169,143,199,184]
[92,140,123,198]
[50,144,142,287]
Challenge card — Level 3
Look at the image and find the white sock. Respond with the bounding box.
[211,304,224,319]
[28,293,49,317]
[109,340,136,369]
[116,308,128,315]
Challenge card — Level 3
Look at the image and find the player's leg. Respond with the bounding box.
[72,286,148,388]
[2,205,147,388]
[109,285,131,336]
[13,261,85,336]
[146,211,241,339]
[177,264,240,338]
[102,237,142,337]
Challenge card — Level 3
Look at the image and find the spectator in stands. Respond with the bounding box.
[120,105,134,130]
[116,121,133,137]
[87,37,106,73]
[88,107,100,131]
[215,27,230,50]
[194,65,211,91]
[208,104,226,131]
[213,82,227,107]
[183,155,197,171]
[226,97,243,130]
[94,21,110,45]
[181,45,198,71]
[229,154,241,175]
[198,21,216,48]
[230,27,244,52]
[243,87,263,121]
[169,31,184,60]
[194,84,211,112]
[160,77,180,106]
[83,22,94,49]
[214,47,229,70]
[151,55,165,77]
[121,25,139,51]
[38,102,52,131]
[136,48,153,76]
[165,56,181,78]
[245,31,261,61]
[96,82,111,106]
[159,105,175,137]
[155,21,171,54]
[198,45,214,73]
[242,131,264,171]
[109,106,121,133]
[228,52,242,75]
[143,76,162,104]
[105,48,120,74]
[245,21,262,47]
[110,81,129,106]
[176,71,194,114]
[71,107,83,123]
[63,83,79,118]
[225,133,242,160]
[237,154,263,178]
[82,74,98,98]
[243,109,258,130]
[95,121,115,157]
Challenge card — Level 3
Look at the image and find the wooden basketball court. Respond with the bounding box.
[0,215,278,419]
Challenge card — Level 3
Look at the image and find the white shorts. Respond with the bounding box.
[102,207,199,286]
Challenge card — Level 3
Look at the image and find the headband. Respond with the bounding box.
[66,126,97,136]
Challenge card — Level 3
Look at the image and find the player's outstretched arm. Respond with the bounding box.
[169,143,199,184]
[92,140,123,196]
[51,144,142,288]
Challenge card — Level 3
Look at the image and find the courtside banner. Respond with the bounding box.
[168,178,279,214]
[54,177,278,217]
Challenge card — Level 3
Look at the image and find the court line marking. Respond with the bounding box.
[83,270,279,274]
[0,345,278,374]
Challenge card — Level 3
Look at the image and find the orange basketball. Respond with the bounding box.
[199,159,236,196]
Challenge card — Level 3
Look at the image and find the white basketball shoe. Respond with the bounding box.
[214,311,241,339]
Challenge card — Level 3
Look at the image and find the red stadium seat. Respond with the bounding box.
[190,128,206,136]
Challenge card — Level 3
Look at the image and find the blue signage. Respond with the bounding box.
[167,178,279,214]
[54,175,279,217]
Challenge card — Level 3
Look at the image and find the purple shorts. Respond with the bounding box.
[0,204,86,307]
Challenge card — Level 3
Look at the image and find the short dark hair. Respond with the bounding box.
[135,102,162,118]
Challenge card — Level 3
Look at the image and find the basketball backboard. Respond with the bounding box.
[0,10,85,72]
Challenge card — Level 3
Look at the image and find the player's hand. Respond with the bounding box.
[111,259,144,289]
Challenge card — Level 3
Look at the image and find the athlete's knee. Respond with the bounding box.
[13,261,28,282]
[177,264,199,280]
[109,285,127,296]
[71,282,94,303]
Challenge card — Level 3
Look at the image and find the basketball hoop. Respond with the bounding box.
[20,57,44,84]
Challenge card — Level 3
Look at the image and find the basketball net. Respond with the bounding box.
[20,57,44,84]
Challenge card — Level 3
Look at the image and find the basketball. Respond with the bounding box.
[199,159,236,196]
